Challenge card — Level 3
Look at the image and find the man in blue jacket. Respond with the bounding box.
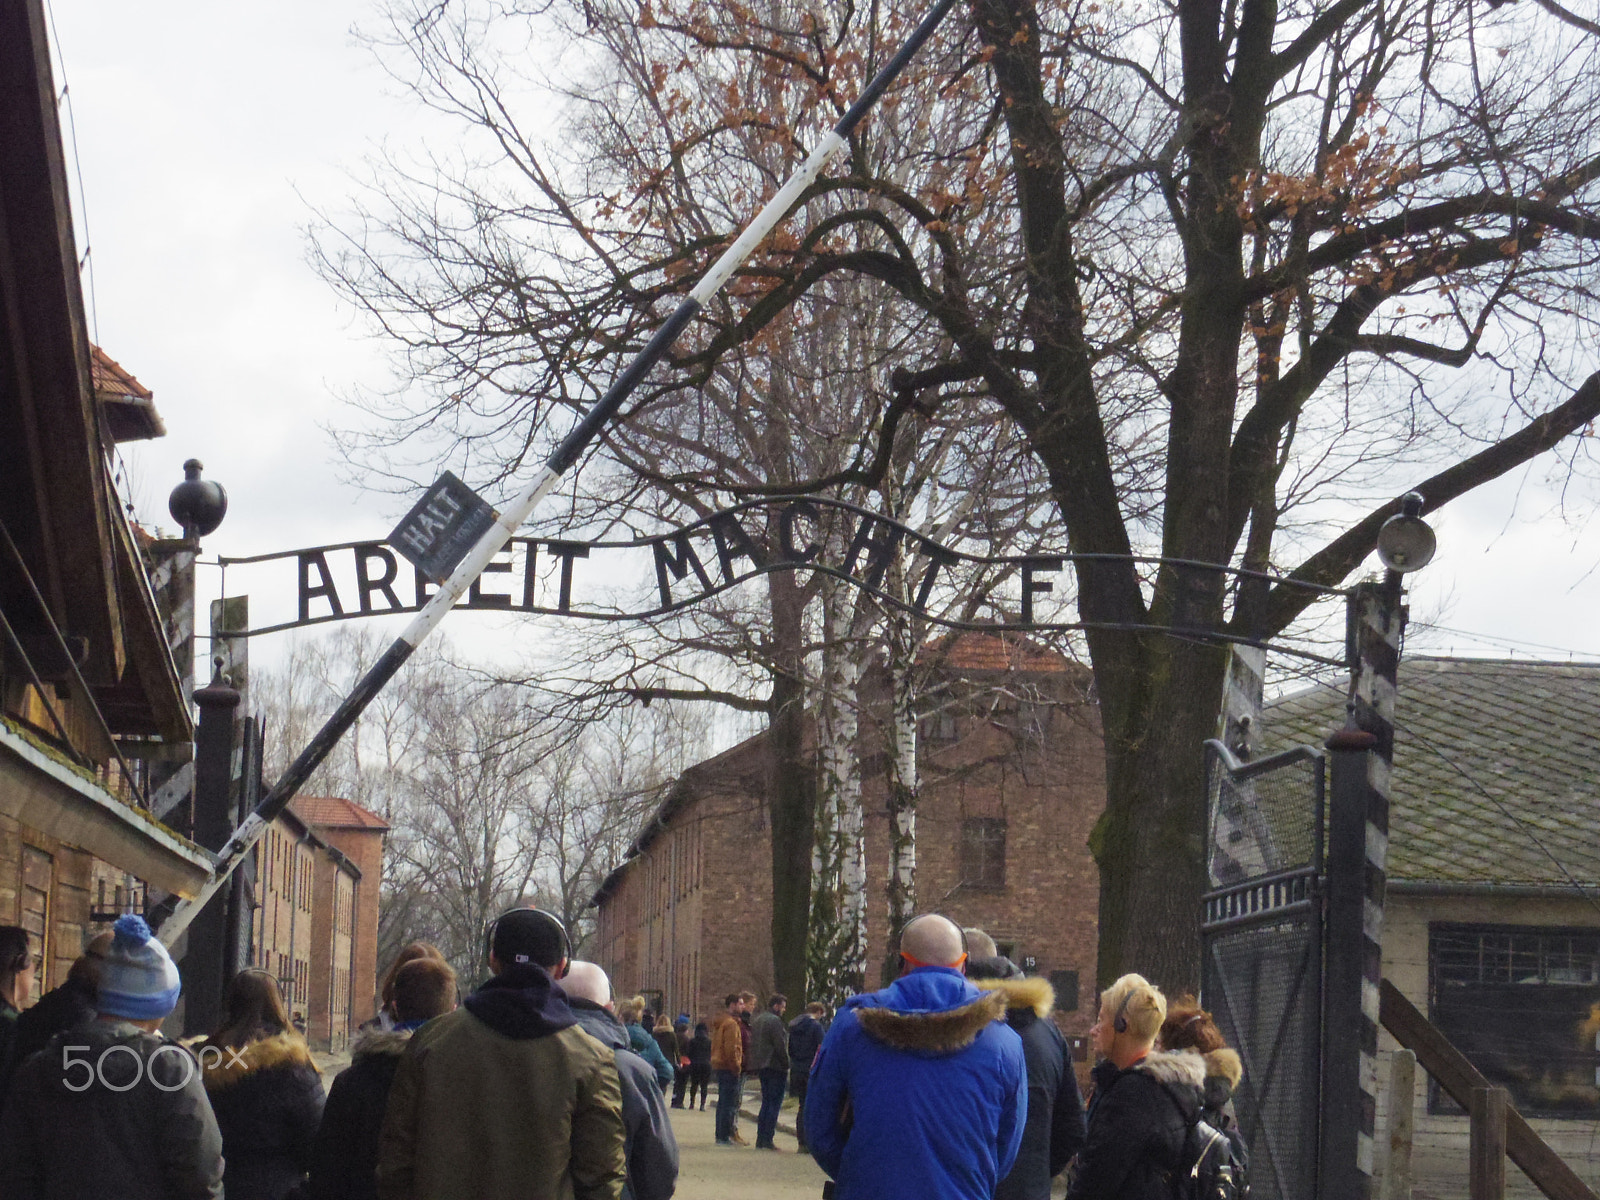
[804,914,1028,1200]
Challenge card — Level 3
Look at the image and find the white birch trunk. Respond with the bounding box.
[881,549,919,984]
[808,577,867,1000]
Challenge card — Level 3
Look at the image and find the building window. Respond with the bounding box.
[1430,923,1600,1117]
[922,708,959,743]
[959,818,1007,889]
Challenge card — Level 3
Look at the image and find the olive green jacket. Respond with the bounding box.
[376,1005,626,1200]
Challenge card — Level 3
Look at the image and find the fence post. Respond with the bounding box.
[1470,1087,1508,1200]
[1381,1049,1415,1200]
[1319,579,1403,1200]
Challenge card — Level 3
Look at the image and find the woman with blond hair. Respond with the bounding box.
[1066,974,1207,1200]
[200,970,324,1200]
[619,995,675,1089]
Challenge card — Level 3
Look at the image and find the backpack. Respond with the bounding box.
[1161,1085,1249,1200]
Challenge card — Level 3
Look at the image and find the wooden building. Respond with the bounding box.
[0,0,211,1004]
[1266,658,1600,1197]
[590,632,1105,1046]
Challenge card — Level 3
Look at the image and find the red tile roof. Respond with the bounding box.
[91,345,152,400]
[291,795,390,831]
[91,345,165,441]
[921,630,1079,673]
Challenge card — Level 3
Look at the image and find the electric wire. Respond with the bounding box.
[41,0,99,348]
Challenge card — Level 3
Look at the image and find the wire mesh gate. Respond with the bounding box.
[1202,741,1326,1200]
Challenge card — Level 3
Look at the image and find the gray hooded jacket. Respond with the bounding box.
[568,998,679,1200]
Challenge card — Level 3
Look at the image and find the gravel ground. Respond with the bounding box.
[667,1105,827,1200]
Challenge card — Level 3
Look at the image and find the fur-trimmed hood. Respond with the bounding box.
[350,1027,414,1064]
[849,967,1010,1055]
[1204,1046,1242,1087]
[976,975,1054,1019]
[1132,1048,1208,1090]
[200,1030,320,1089]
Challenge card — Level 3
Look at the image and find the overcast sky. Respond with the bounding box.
[47,0,1600,680]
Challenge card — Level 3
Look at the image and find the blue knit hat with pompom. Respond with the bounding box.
[97,915,181,1020]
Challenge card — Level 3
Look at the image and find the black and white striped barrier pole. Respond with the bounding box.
[156,0,963,945]
[1319,493,1433,1200]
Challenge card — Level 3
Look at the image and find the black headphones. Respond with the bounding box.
[1112,987,1134,1034]
[485,907,571,974]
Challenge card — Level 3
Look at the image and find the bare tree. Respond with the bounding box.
[320,0,1600,992]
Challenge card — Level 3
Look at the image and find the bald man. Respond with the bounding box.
[561,963,678,1200]
[804,914,1027,1200]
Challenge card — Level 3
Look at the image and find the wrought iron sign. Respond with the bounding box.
[217,496,1081,638]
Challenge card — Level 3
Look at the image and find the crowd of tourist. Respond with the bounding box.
[0,908,1245,1200]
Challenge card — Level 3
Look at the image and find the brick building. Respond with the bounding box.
[293,796,388,1026]
[1,0,212,1012]
[590,632,1105,1042]
[247,797,385,1051]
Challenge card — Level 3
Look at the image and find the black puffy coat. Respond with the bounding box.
[9,977,96,1073]
[302,1028,412,1200]
[787,1013,824,1088]
[1066,1049,1206,1200]
[687,1030,712,1073]
[201,1031,326,1200]
[978,977,1087,1200]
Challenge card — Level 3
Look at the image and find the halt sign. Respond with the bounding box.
[387,471,499,584]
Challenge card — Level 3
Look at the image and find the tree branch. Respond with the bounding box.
[1256,370,1600,635]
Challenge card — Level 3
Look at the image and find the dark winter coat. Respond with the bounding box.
[977,976,1087,1200]
[7,977,96,1083]
[302,1027,414,1200]
[201,1030,326,1200]
[0,1019,224,1200]
[376,962,626,1200]
[651,1027,679,1070]
[687,1030,712,1076]
[570,999,680,1200]
[0,999,18,1101]
[626,1021,674,1089]
[1066,1049,1207,1200]
[748,1007,790,1073]
[805,966,1028,1200]
[787,1013,824,1088]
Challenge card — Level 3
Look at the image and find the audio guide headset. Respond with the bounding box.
[895,913,970,970]
[1112,986,1134,1034]
[485,907,572,976]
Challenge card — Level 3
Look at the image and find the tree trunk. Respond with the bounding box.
[766,564,813,1006]
[1089,635,1227,992]
[880,562,918,987]
[807,578,867,1002]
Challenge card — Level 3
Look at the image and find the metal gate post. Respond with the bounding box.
[183,664,241,1036]
[1319,578,1403,1200]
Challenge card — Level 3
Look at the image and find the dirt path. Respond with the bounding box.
[667,1106,827,1200]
